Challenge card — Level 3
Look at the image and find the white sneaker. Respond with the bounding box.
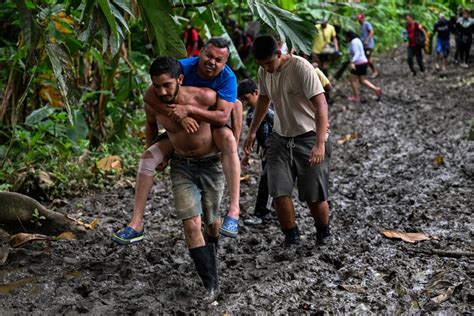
[460,63,469,68]
[435,64,440,70]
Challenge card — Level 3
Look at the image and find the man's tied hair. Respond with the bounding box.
[149,56,182,79]
[252,35,278,61]
[204,37,231,52]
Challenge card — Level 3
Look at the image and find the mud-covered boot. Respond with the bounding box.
[189,244,219,302]
[315,223,331,245]
[282,225,301,248]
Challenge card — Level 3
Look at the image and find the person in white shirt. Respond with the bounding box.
[345,30,382,102]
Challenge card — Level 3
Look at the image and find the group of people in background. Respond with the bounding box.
[406,7,473,74]
[451,7,474,68]
[112,7,473,301]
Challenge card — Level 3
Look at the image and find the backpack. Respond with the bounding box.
[414,22,426,47]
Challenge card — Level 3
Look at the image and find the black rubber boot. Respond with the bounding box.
[315,223,331,245]
[189,244,219,301]
[282,225,301,247]
[204,231,219,255]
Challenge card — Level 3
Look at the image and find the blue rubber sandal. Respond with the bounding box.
[220,216,239,238]
[112,227,144,245]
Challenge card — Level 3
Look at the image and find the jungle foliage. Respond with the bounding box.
[0,0,461,198]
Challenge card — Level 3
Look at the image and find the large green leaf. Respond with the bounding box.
[78,0,97,45]
[45,42,80,124]
[25,107,56,126]
[14,0,41,64]
[98,0,120,55]
[110,1,130,33]
[197,7,243,70]
[113,0,134,17]
[248,0,315,54]
[137,0,186,57]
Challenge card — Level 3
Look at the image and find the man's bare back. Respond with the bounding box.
[144,85,217,157]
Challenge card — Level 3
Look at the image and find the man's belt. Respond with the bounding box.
[171,153,221,165]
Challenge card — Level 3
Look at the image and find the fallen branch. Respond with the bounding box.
[0,192,70,225]
[406,247,474,258]
[64,214,99,229]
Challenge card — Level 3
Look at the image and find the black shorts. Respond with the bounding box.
[351,63,368,76]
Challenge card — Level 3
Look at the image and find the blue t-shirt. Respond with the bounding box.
[360,21,375,49]
[433,20,450,40]
[179,57,237,102]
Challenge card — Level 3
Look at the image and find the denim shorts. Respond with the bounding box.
[435,39,449,58]
[170,154,225,224]
[266,131,332,203]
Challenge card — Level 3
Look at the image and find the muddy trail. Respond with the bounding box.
[1,49,473,314]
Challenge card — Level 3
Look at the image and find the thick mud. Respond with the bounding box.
[1,48,473,314]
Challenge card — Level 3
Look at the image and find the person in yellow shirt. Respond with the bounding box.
[312,62,332,102]
[312,19,340,75]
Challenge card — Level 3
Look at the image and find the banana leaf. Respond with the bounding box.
[137,0,186,57]
[248,0,315,55]
[45,42,80,123]
[197,7,244,70]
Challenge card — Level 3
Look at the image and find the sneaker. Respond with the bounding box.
[244,216,263,225]
[112,226,144,245]
[347,95,360,102]
[244,212,271,225]
[460,63,469,68]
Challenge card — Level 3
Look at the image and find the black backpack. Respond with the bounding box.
[414,22,426,47]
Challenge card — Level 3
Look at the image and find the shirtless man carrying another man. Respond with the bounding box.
[142,57,224,299]
[113,38,242,244]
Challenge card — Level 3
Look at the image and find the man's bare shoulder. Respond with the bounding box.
[181,86,217,107]
[144,86,159,105]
